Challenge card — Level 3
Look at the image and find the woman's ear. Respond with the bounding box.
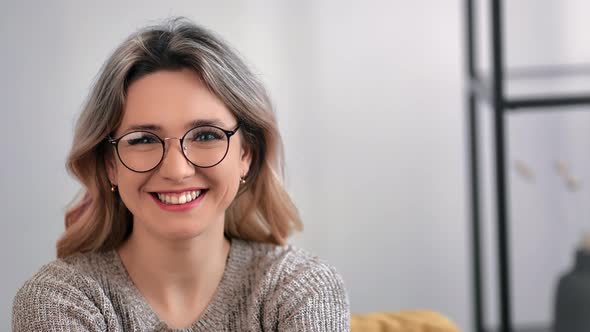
[105,152,118,185]
[240,144,252,177]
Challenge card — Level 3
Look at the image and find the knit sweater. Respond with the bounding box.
[12,239,350,331]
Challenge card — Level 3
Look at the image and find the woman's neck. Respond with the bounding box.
[116,220,231,326]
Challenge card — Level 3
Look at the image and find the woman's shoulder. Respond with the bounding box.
[230,239,350,330]
[13,250,117,307]
[12,251,115,331]
[232,238,347,295]
[17,250,115,289]
[234,238,329,270]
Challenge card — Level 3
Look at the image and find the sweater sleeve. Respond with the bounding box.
[12,265,107,332]
[274,261,351,332]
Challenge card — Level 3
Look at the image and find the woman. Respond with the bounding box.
[12,18,350,331]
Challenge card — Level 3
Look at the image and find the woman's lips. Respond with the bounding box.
[152,187,207,194]
[156,190,202,204]
[149,189,208,212]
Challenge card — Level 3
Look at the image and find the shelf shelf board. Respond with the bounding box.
[470,64,590,110]
[506,94,590,109]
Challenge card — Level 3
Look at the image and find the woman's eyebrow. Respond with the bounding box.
[122,119,227,133]
[187,118,226,128]
[124,123,161,132]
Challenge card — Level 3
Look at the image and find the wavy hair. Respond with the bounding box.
[57,18,302,258]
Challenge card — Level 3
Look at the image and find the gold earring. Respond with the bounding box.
[110,184,117,192]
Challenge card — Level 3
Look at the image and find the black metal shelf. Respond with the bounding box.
[471,68,590,109]
[505,95,590,109]
[465,1,590,332]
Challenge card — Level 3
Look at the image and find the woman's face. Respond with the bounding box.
[107,69,251,241]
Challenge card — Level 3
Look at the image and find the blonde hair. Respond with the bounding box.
[57,18,302,258]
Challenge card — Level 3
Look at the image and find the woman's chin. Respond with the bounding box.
[159,223,210,241]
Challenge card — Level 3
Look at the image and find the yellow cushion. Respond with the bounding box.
[351,310,461,332]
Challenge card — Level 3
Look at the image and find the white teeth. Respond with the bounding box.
[155,190,203,205]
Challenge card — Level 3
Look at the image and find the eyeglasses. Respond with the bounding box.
[107,123,240,173]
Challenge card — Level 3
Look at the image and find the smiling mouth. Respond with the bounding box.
[150,189,207,205]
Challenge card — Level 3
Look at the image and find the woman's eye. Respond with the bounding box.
[193,131,222,141]
[127,136,158,145]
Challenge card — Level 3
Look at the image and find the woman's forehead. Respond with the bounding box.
[119,69,234,133]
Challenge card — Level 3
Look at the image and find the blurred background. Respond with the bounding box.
[2,1,590,331]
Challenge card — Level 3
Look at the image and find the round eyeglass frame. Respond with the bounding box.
[106,123,241,173]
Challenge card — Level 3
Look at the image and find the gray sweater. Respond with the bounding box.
[12,239,350,331]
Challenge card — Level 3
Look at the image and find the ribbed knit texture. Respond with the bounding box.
[12,239,350,331]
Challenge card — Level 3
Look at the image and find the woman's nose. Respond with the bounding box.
[157,138,195,181]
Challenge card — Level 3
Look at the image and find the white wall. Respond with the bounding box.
[299,0,469,328]
[3,1,588,331]
[0,1,465,330]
